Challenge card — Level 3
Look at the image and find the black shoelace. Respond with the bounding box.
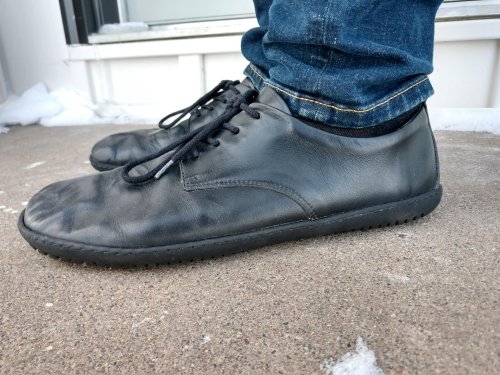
[158,80,241,130]
[122,89,260,184]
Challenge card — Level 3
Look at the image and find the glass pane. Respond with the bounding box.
[123,0,255,25]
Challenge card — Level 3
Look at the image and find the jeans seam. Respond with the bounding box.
[249,64,430,114]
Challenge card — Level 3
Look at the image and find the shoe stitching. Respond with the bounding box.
[184,179,318,220]
[249,64,430,114]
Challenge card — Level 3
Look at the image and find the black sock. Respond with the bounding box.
[300,104,423,137]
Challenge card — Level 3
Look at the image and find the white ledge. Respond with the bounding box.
[88,18,258,45]
[436,0,500,22]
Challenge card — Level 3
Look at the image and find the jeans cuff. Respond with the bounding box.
[244,64,434,128]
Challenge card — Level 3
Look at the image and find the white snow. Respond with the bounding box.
[38,89,161,127]
[39,89,99,127]
[0,84,63,132]
[202,335,212,344]
[98,22,149,35]
[321,338,385,375]
[25,161,46,170]
[0,83,162,133]
[428,107,500,135]
[385,273,410,284]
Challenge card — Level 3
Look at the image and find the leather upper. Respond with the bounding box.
[25,88,439,248]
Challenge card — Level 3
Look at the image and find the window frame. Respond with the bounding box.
[60,0,500,45]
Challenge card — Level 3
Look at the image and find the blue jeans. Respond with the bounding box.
[241,0,443,128]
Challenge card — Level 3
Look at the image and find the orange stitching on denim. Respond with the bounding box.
[249,64,429,114]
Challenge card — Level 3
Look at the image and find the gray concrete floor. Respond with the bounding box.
[0,124,498,374]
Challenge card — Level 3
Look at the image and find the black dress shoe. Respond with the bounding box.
[19,88,442,266]
[89,79,255,171]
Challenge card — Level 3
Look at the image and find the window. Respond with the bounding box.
[120,0,255,25]
[60,0,255,44]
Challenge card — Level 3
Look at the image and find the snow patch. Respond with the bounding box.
[39,89,99,127]
[385,273,410,284]
[429,107,500,135]
[0,84,162,133]
[25,161,46,170]
[202,335,211,344]
[0,84,63,129]
[321,338,385,375]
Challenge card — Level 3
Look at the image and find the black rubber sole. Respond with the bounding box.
[88,155,123,172]
[18,185,442,267]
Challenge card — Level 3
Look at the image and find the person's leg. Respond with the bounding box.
[240,0,274,77]
[243,0,443,128]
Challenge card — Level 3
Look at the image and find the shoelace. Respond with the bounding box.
[122,89,260,184]
[158,80,241,130]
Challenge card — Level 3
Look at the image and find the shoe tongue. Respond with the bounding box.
[254,87,291,114]
[239,77,254,90]
[222,78,254,101]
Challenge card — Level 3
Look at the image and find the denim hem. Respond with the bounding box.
[244,64,434,128]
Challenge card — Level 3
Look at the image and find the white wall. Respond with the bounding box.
[429,19,500,108]
[0,0,71,95]
[0,57,8,102]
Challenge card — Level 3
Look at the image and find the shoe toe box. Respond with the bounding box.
[22,173,115,245]
[90,129,158,167]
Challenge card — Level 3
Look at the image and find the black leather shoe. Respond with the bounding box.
[89,79,255,171]
[19,88,442,266]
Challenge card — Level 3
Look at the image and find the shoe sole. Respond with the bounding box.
[88,155,123,172]
[18,185,442,267]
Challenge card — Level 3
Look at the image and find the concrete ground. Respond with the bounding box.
[0,124,498,375]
